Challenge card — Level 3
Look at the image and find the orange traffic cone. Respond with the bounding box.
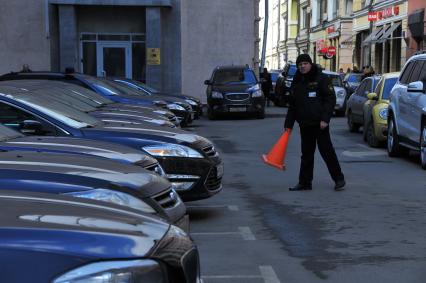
[262,129,292,170]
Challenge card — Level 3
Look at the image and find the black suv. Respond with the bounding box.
[204,65,265,119]
[273,62,297,106]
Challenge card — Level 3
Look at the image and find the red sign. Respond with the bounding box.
[327,26,335,34]
[393,6,399,16]
[316,40,327,54]
[325,46,336,58]
[368,12,377,21]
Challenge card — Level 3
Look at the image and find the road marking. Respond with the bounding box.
[187,204,239,211]
[341,150,387,158]
[259,266,281,283]
[192,226,256,240]
[239,226,256,240]
[202,266,280,282]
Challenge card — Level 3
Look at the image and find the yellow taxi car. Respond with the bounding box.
[362,72,399,147]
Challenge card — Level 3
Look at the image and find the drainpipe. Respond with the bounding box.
[261,0,269,69]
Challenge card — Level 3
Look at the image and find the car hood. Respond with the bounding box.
[86,122,213,149]
[0,150,170,192]
[0,190,169,259]
[212,83,256,93]
[155,92,201,103]
[91,110,175,127]
[1,136,157,166]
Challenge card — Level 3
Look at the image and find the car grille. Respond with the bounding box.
[204,167,222,191]
[202,145,218,157]
[225,93,250,101]
[152,188,179,209]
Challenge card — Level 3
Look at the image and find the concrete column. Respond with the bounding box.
[58,5,79,72]
[146,7,162,89]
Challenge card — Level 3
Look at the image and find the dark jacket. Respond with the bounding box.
[284,64,336,129]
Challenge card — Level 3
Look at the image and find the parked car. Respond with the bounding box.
[102,78,195,126]
[346,76,381,132]
[322,70,348,116]
[273,63,297,106]
[362,72,399,147]
[0,72,193,126]
[0,149,188,229]
[0,88,223,201]
[112,78,203,118]
[0,190,199,282]
[205,65,265,119]
[387,52,426,169]
[343,72,363,95]
[0,123,165,175]
[0,80,177,128]
[269,69,281,96]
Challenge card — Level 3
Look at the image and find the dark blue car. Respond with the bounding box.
[0,87,223,201]
[0,149,187,228]
[0,190,199,282]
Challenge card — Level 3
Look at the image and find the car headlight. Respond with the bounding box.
[143,144,203,158]
[185,99,198,106]
[167,103,185,111]
[53,259,164,283]
[285,80,292,87]
[337,90,346,97]
[64,189,156,214]
[247,84,263,98]
[211,91,223,99]
[379,108,388,120]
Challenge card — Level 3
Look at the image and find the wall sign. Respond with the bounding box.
[147,48,161,65]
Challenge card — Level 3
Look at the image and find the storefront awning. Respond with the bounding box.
[362,27,384,46]
[377,22,401,44]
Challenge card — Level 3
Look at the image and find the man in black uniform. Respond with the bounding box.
[284,54,345,191]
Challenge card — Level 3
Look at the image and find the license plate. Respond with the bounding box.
[229,107,246,112]
[216,164,224,178]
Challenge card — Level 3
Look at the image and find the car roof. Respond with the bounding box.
[381,72,400,79]
[215,65,251,71]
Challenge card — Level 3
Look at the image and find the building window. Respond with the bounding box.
[345,0,353,15]
[320,0,327,22]
[333,0,339,19]
[301,7,308,29]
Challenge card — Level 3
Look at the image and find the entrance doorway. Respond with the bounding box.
[96,42,131,78]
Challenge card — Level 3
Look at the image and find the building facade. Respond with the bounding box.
[406,0,425,58]
[0,0,259,102]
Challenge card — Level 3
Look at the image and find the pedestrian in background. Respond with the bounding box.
[284,54,345,191]
[260,67,273,107]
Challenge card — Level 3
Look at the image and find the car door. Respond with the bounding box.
[352,79,370,123]
[406,60,426,142]
[364,78,382,125]
[395,61,415,138]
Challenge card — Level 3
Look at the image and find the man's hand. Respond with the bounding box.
[320,121,328,130]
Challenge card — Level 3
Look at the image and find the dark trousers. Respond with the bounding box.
[299,124,344,184]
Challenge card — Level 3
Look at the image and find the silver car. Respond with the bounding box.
[387,52,426,169]
[322,70,348,116]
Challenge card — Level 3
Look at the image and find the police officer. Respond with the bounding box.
[284,54,345,191]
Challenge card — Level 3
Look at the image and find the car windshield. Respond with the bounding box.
[60,83,114,105]
[14,93,101,128]
[381,77,398,99]
[126,80,159,93]
[288,65,297,76]
[32,88,98,112]
[325,74,343,87]
[213,69,257,85]
[79,75,130,96]
[346,74,362,83]
[0,124,23,141]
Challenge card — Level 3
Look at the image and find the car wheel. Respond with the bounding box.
[387,117,404,157]
[421,125,426,170]
[366,121,380,147]
[347,111,360,132]
[256,110,265,119]
[207,107,217,120]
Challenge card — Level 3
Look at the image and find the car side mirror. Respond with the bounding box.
[204,80,212,85]
[367,92,378,100]
[407,81,424,93]
[19,120,43,135]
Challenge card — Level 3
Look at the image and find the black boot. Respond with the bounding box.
[334,179,346,191]
[289,183,312,191]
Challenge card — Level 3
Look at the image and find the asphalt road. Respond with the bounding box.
[186,106,426,283]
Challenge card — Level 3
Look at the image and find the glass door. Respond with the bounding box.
[97,42,131,78]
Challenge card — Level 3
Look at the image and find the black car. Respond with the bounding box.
[205,65,265,119]
[0,190,199,282]
[273,63,297,106]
